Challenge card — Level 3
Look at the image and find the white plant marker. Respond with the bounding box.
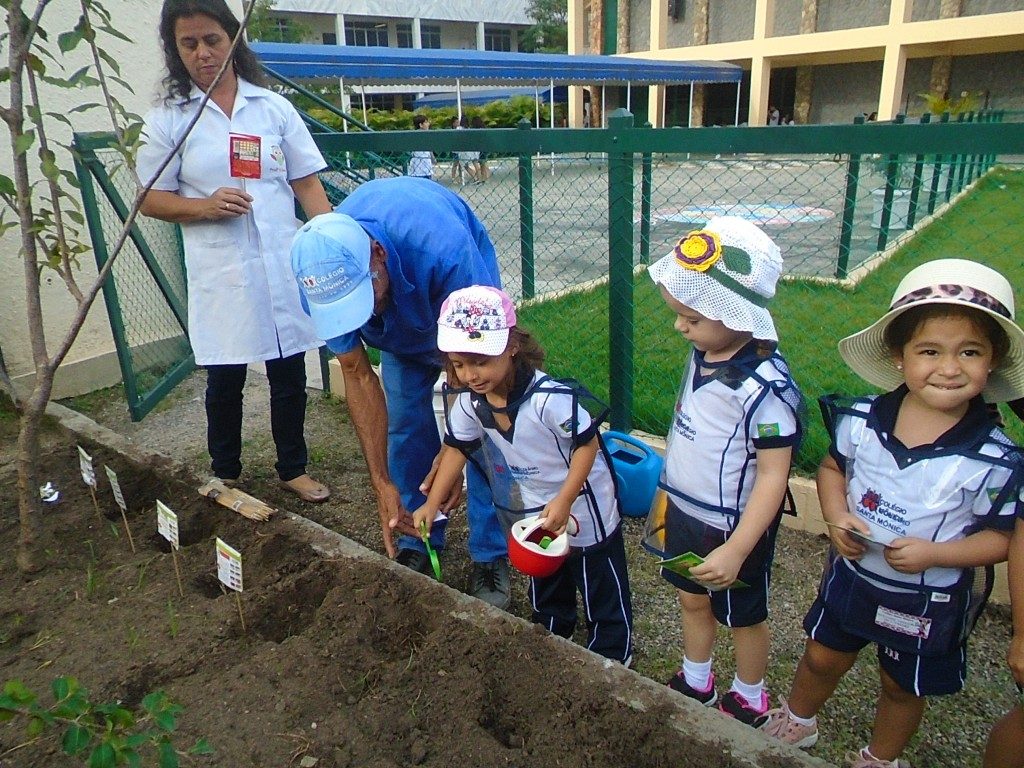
[215,538,246,632]
[77,445,101,521]
[104,465,136,553]
[157,500,183,597]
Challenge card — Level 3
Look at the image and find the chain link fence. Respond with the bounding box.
[77,118,1024,450]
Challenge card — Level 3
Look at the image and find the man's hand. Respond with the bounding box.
[419,446,463,514]
[374,482,415,558]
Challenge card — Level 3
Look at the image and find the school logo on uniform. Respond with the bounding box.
[301,276,317,288]
[861,489,881,512]
[756,422,780,438]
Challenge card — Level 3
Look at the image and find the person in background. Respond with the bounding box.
[413,286,634,664]
[761,259,1024,768]
[407,114,434,179]
[645,217,802,726]
[137,0,331,503]
[470,115,489,184]
[290,178,512,610]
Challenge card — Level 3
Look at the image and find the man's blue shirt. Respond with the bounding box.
[326,177,500,361]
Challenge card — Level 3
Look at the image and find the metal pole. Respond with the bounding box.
[734,80,740,126]
[607,109,635,431]
[517,119,535,300]
[456,78,463,121]
[688,82,694,128]
[626,80,631,112]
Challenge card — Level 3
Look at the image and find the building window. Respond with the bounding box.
[396,22,441,49]
[322,31,337,45]
[345,21,389,47]
[484,27,512,52]
[421,24,441,49]
[396,23,413,48]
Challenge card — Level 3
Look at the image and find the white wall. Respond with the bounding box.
[0,1,245,400]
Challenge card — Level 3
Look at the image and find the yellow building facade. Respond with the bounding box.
[568,0,1024,128]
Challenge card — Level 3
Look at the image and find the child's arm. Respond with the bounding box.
[689,445,792,588]
[817,454,870,560]
[884,528,1010,574]
[540,435,599,536]
[410,447,468,536]
[1008,518,1024,684]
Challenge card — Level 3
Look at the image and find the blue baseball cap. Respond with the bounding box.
[291,212,373,340]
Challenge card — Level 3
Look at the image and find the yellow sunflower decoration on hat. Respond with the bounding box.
[673,229,722,273]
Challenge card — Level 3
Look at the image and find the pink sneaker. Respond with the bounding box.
[756,696,818,749]
[717,690,769,725]
[667,670,717,707]
[845,748,911,768]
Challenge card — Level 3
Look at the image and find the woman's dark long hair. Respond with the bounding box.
[159,0,266,102]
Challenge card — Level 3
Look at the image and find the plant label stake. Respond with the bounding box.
[229,132,260,243]
[104,465,136,553]
[215,538,246,632]
[157,500,183,597]
[77,445,101,521]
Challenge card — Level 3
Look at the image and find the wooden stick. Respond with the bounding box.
[171,549,184,597]
[119,509,137,553]
[235,592,246,632]
[88,486,102,522]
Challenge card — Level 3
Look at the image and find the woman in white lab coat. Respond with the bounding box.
[137,0,331,502]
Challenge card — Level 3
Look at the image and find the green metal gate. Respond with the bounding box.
[73,131,194,421]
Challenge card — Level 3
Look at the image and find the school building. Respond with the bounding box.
[567,0,1024,128]
[256,0,535,113]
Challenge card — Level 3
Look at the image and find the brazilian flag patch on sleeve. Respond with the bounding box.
[757,422,780,438]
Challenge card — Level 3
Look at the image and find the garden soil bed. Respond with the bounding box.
[0,409,824,768]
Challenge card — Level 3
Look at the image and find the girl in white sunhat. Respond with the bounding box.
[760,259,1024,768]
[643,217,804,726]
[411,285,634,664]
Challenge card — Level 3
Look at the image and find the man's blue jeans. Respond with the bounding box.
[380,350,507,563]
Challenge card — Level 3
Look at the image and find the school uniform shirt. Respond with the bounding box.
[445,370,620,548]
[663,341,801,532]
[328,177,501,362]
[825,388,1021,590]
[137,78,326,366]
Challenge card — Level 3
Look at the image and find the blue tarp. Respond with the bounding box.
[413,86,568,108]
[251,43,742,87]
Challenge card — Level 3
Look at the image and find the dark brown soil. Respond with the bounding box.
[0,416,817,768]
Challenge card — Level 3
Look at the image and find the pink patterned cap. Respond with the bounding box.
[437,286,516,356]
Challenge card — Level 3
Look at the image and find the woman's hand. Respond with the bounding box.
[206,186,253,221]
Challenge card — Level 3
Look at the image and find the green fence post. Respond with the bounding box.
[928,112,949,214]
[517,118,535,300]
[943,113,956,203]
[607,109,635,432]
[906,112,928,230]
[876,113,904,253]
[836,115,864,279]
[640,121,653,264]
[954,112,968,194]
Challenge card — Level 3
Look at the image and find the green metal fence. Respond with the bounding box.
[76,117,1024,456]
[312,115,1024,468]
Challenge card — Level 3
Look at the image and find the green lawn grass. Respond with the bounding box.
[520,167,1024,475]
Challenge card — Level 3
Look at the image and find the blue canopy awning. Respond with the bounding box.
[251,43,742,87]
[413,86,569,109]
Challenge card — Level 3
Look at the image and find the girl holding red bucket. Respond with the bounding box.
[411,285,634,665]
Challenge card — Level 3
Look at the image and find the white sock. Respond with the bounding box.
[682,656,712,691]
[788,706,817,727]
[730,676,764,707]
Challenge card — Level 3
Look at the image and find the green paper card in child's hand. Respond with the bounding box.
[656,551,748,591]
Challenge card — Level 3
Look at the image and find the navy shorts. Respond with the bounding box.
[661,500,780,628]
[803,593,967,696]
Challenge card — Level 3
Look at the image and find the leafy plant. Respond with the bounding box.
[919,90,980,117]
[0,677,213,767]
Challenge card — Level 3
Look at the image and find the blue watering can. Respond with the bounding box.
[603,431,663,518]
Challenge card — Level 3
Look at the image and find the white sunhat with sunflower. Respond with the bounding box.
[647,216,783,341]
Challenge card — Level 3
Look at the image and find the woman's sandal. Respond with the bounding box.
[279,474,330,503]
